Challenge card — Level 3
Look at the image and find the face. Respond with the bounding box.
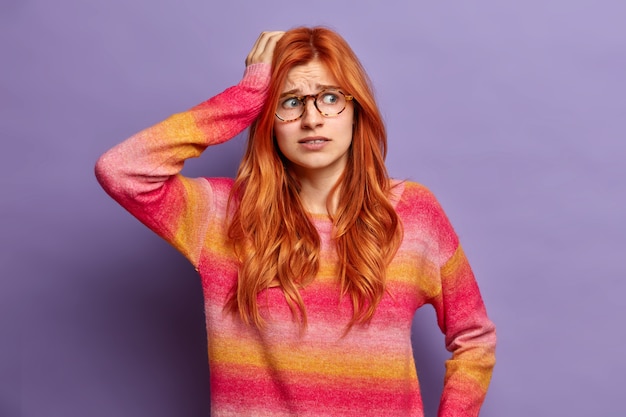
[273,59,354,181]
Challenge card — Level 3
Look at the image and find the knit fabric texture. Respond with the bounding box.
[95,63,496,417]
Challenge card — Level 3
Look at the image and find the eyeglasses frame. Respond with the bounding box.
[274,90,355,123]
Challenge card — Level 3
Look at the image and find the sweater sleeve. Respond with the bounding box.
[425,195,497,417]
[95,63,271,267]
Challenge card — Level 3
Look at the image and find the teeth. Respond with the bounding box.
[305,139,325,144]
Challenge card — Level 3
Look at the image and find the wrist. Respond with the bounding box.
[240,63,272,88]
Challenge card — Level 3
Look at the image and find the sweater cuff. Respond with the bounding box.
[239,63,272,88]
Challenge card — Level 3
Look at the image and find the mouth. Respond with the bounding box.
[298,137,330,144]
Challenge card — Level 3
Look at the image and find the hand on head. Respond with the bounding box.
[246,31,285,67]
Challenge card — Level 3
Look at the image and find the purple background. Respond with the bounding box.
[2,0,625,416]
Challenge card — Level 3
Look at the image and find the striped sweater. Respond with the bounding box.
[95,63,496,416]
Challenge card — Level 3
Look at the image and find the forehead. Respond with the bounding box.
[282,59,339,93]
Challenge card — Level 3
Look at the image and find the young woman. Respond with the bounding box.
[96,27,496,417]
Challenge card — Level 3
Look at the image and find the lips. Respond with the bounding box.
[297,136,330,151]
[298,136,330,144]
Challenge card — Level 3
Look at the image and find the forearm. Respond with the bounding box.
[435,246,497,417]
[438,318,496,416]
[94,63,270,202]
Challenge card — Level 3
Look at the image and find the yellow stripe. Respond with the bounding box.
[211,337,414,380]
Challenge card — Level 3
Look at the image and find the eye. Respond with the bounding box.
[320,92,340,105]
[281,97,301,109]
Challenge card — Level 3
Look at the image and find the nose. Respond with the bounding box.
[300,97,323,128]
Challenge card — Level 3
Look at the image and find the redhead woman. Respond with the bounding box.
[96,27,496,417]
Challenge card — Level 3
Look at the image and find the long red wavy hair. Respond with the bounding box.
[227,27,402,328]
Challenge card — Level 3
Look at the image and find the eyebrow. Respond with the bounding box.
[279,84,342,97]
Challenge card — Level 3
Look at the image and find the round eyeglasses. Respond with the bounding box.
[275,89,354,123]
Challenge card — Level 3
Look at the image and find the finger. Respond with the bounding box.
[259,31,284,62]
[247,31,282,64]
[245,37,260,67]
[246,31,272,64]
[246,31,285,66]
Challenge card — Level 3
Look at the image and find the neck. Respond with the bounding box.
[294,169,343,215]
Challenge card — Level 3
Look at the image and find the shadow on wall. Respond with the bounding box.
[0,309,20,417]
[85,246,213,416]
[22,234,212,417]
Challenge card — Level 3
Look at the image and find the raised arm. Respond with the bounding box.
[95,32,284,266]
